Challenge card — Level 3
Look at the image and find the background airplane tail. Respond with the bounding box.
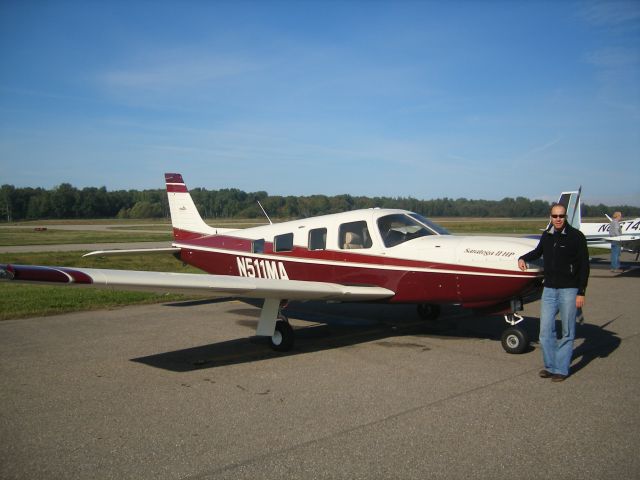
[557,187,582,229]
[164,173,234,239]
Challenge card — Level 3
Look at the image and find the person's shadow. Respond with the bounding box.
[571,316,621,374]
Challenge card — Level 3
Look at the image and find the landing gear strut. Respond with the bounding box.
[256,299,295,352]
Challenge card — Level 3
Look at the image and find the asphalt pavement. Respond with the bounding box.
[1,253,638,479]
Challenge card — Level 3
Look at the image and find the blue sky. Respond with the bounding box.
[1,0,639,206]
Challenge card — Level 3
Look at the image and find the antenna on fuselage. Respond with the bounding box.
[257,201,273,225]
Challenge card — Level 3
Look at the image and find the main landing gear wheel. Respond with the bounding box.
[417,303,441,321]
[501,327,529,354]
[269,316,294,352]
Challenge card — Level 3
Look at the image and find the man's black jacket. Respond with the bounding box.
[519,223,590,295]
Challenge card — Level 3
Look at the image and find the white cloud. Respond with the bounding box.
[100,50,262,92]
[579,0,640,29]
[585,47,639,69]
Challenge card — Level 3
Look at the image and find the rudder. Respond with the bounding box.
[165,173,233,239]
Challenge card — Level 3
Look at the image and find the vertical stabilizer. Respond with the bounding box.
[164,173,234,239]
[556,187,582,229]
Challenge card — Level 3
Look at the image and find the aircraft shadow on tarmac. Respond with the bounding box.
[131,300,621,372]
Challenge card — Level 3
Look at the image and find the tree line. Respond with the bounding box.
[0,183,638,222]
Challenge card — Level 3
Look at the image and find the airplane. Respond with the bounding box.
[0,173,544,354]
[556,188,640,258]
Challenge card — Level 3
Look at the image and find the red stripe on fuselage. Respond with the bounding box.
[174,234,518,276]
[172,229,255,249]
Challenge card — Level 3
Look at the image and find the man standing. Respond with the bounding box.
[518,203,590,382]
[610,211,623,273]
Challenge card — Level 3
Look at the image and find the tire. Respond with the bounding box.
[501,327,529,354]
[269,319,294,352]
[417,303,441,321]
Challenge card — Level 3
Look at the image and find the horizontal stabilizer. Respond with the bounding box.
[83,247,181,257]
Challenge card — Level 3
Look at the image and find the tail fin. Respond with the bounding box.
[556,187,582,229]
[165,173,235,240]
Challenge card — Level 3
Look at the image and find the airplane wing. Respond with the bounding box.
[606,236,640,252]
[0,264,395,302]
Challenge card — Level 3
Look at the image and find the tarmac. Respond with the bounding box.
[1,253,639,479]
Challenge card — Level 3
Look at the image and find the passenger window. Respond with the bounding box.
[252,239,265,253]
[339,221,372,249]
[308,228,327,250]
[274,233,294,252]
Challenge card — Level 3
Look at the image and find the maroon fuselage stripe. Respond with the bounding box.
[174,231,527,275]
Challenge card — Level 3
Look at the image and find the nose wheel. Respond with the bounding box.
[501,327,529,354]
[501,312,529,354]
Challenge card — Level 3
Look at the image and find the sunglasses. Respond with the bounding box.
[550,214,566,219]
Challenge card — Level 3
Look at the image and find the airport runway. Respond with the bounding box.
[1,254,639,479]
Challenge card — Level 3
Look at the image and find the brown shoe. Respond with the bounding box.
[539,369,553,378]
[551,374,568,382]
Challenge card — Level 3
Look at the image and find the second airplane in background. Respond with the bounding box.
[556,188,640,257]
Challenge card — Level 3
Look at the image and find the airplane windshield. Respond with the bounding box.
[408,213,450,235]
[378,214,443,248]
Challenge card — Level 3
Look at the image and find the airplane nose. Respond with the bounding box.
[457,236,540,271]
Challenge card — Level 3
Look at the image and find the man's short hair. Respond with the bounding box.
[550,203,567,213]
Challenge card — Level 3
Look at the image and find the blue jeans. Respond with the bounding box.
[539,287,578,376]
[611,243,621,270]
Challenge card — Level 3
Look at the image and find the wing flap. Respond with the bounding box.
[0,264,395,301]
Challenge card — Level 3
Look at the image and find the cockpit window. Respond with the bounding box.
[378,213,443,248]
[408,213,450,235]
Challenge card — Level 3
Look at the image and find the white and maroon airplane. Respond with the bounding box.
[0,173,544,354]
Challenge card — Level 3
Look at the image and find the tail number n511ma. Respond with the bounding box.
[236,256,290,280]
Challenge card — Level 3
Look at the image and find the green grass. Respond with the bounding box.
[0,228,171,246]
[0,218,269,245]
[0,251,202,271]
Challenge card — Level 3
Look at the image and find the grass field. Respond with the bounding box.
[0,228,172,246]
[0,219,267,245]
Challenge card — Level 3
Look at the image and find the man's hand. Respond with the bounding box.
[518,259,527,271]
[576,295,585,308]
